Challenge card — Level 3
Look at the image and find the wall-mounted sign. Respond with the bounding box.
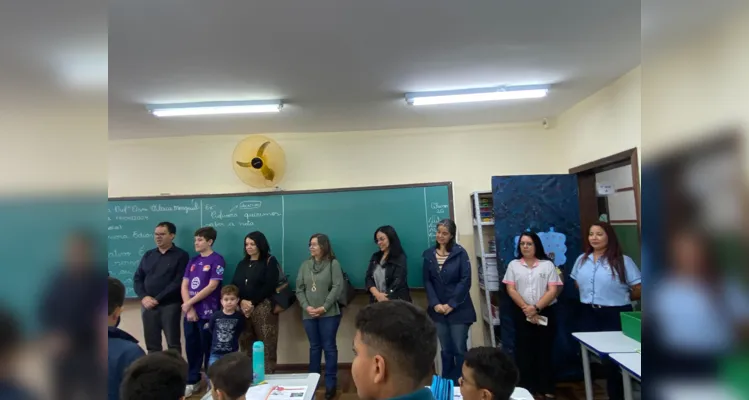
[596,182,615,196]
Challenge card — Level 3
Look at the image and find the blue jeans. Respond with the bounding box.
[208,353,221,366]
[302,314,342,390]
[184,318,212,385]
[435,322,470,383]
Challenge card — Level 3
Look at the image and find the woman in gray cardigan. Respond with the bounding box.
[295,233,343,400]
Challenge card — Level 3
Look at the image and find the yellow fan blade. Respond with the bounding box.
[260,164,275,181]
[256,141,271,158]
[236,161,252,168]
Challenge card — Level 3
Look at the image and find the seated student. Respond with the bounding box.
[207,352,253,400]
[208,285,246,366]
[182,226,226,396]
[120,350,188,400]
[108,277,146,400]
[459,347,519,400]
[351,300,437,400]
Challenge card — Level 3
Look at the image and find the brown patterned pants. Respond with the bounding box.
[239,299,279,373]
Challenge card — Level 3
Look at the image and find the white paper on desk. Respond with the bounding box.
[526,316,548,326]
[267,385,308,400]
[246,383,272,400]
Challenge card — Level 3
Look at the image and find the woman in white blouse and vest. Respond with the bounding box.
[503,231,562,399]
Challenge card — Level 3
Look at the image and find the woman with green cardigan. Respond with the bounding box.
[295,233,344,400]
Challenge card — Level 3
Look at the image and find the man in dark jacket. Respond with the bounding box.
[108,277,145,400]
[133,221,189,354]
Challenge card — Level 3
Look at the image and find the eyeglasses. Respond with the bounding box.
[519,242,534,247]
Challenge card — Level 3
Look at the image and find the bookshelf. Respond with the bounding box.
[470,191,501,347]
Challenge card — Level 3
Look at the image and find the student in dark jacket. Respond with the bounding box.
[230,231,281,373]
[365,225,412,303]
[422,218,477,384]
[108,277,145,400]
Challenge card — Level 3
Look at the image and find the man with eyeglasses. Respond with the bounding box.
[133,221,189,354]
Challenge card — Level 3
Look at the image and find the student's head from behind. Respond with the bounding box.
[373,225,403,258]
[352,300,437,400]
[195,226,218,253]
[207,352,253,400]
[460,347,518,400]
[515,231,549,261]
[0,307,21,368]
[120,350,187,400]
[108,276,126,326]
[221,285,240,312]
[155,221,177,249]
[435,219,457,250]
[244,231,271,260]
[309,233,336,261]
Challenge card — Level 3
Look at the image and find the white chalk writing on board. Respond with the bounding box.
[238,201,262,210]
[108,249,131,258]
[430,202,448,214]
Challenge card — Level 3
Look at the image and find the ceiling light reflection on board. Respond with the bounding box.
[405,85,549,106]
[146,100,283,117]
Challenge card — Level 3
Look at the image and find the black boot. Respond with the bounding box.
[325,387,336,400]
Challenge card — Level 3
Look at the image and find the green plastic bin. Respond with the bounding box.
[620,311,642,342]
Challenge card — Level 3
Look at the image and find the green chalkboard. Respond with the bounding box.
[109,182,453,297]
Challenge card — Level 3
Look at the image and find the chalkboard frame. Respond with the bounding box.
[109,181,455,293]
[108,181,454,211]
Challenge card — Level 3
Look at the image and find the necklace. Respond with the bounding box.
[310,261,320,292]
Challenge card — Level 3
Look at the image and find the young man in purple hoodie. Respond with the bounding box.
[181,226,225,397]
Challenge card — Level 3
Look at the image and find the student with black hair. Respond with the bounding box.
[459,347,519,400]
[207,352,253,400]
[108,277,145,400]
[422,218,476,383]
[350,300,437,400]
[365,225,412,303]
[120,350,188,400]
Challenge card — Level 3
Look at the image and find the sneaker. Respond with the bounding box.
[185,382,201,397]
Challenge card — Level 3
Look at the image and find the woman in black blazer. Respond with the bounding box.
[365,225,412,303]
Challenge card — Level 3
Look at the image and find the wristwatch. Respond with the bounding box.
[534,305,540,313]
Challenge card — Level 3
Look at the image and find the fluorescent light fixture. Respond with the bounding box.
[146,100,282,117]
[405,85,549,106]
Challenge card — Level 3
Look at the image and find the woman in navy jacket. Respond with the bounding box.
[422,218,477,383]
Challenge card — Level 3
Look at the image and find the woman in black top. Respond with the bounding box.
[230,231,280,373]
[365,225,412,303]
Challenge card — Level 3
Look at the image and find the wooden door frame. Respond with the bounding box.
[569,148,641,246]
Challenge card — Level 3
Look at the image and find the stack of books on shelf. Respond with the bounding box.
[488,238,496,253]
[478,198,494,223]
[479,257,500,291]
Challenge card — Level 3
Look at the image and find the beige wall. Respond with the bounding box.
[556,67,641,170]
[109,123,567,364]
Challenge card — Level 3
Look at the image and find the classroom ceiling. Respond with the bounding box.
[107,0,646,139]
[5,1,741,140]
